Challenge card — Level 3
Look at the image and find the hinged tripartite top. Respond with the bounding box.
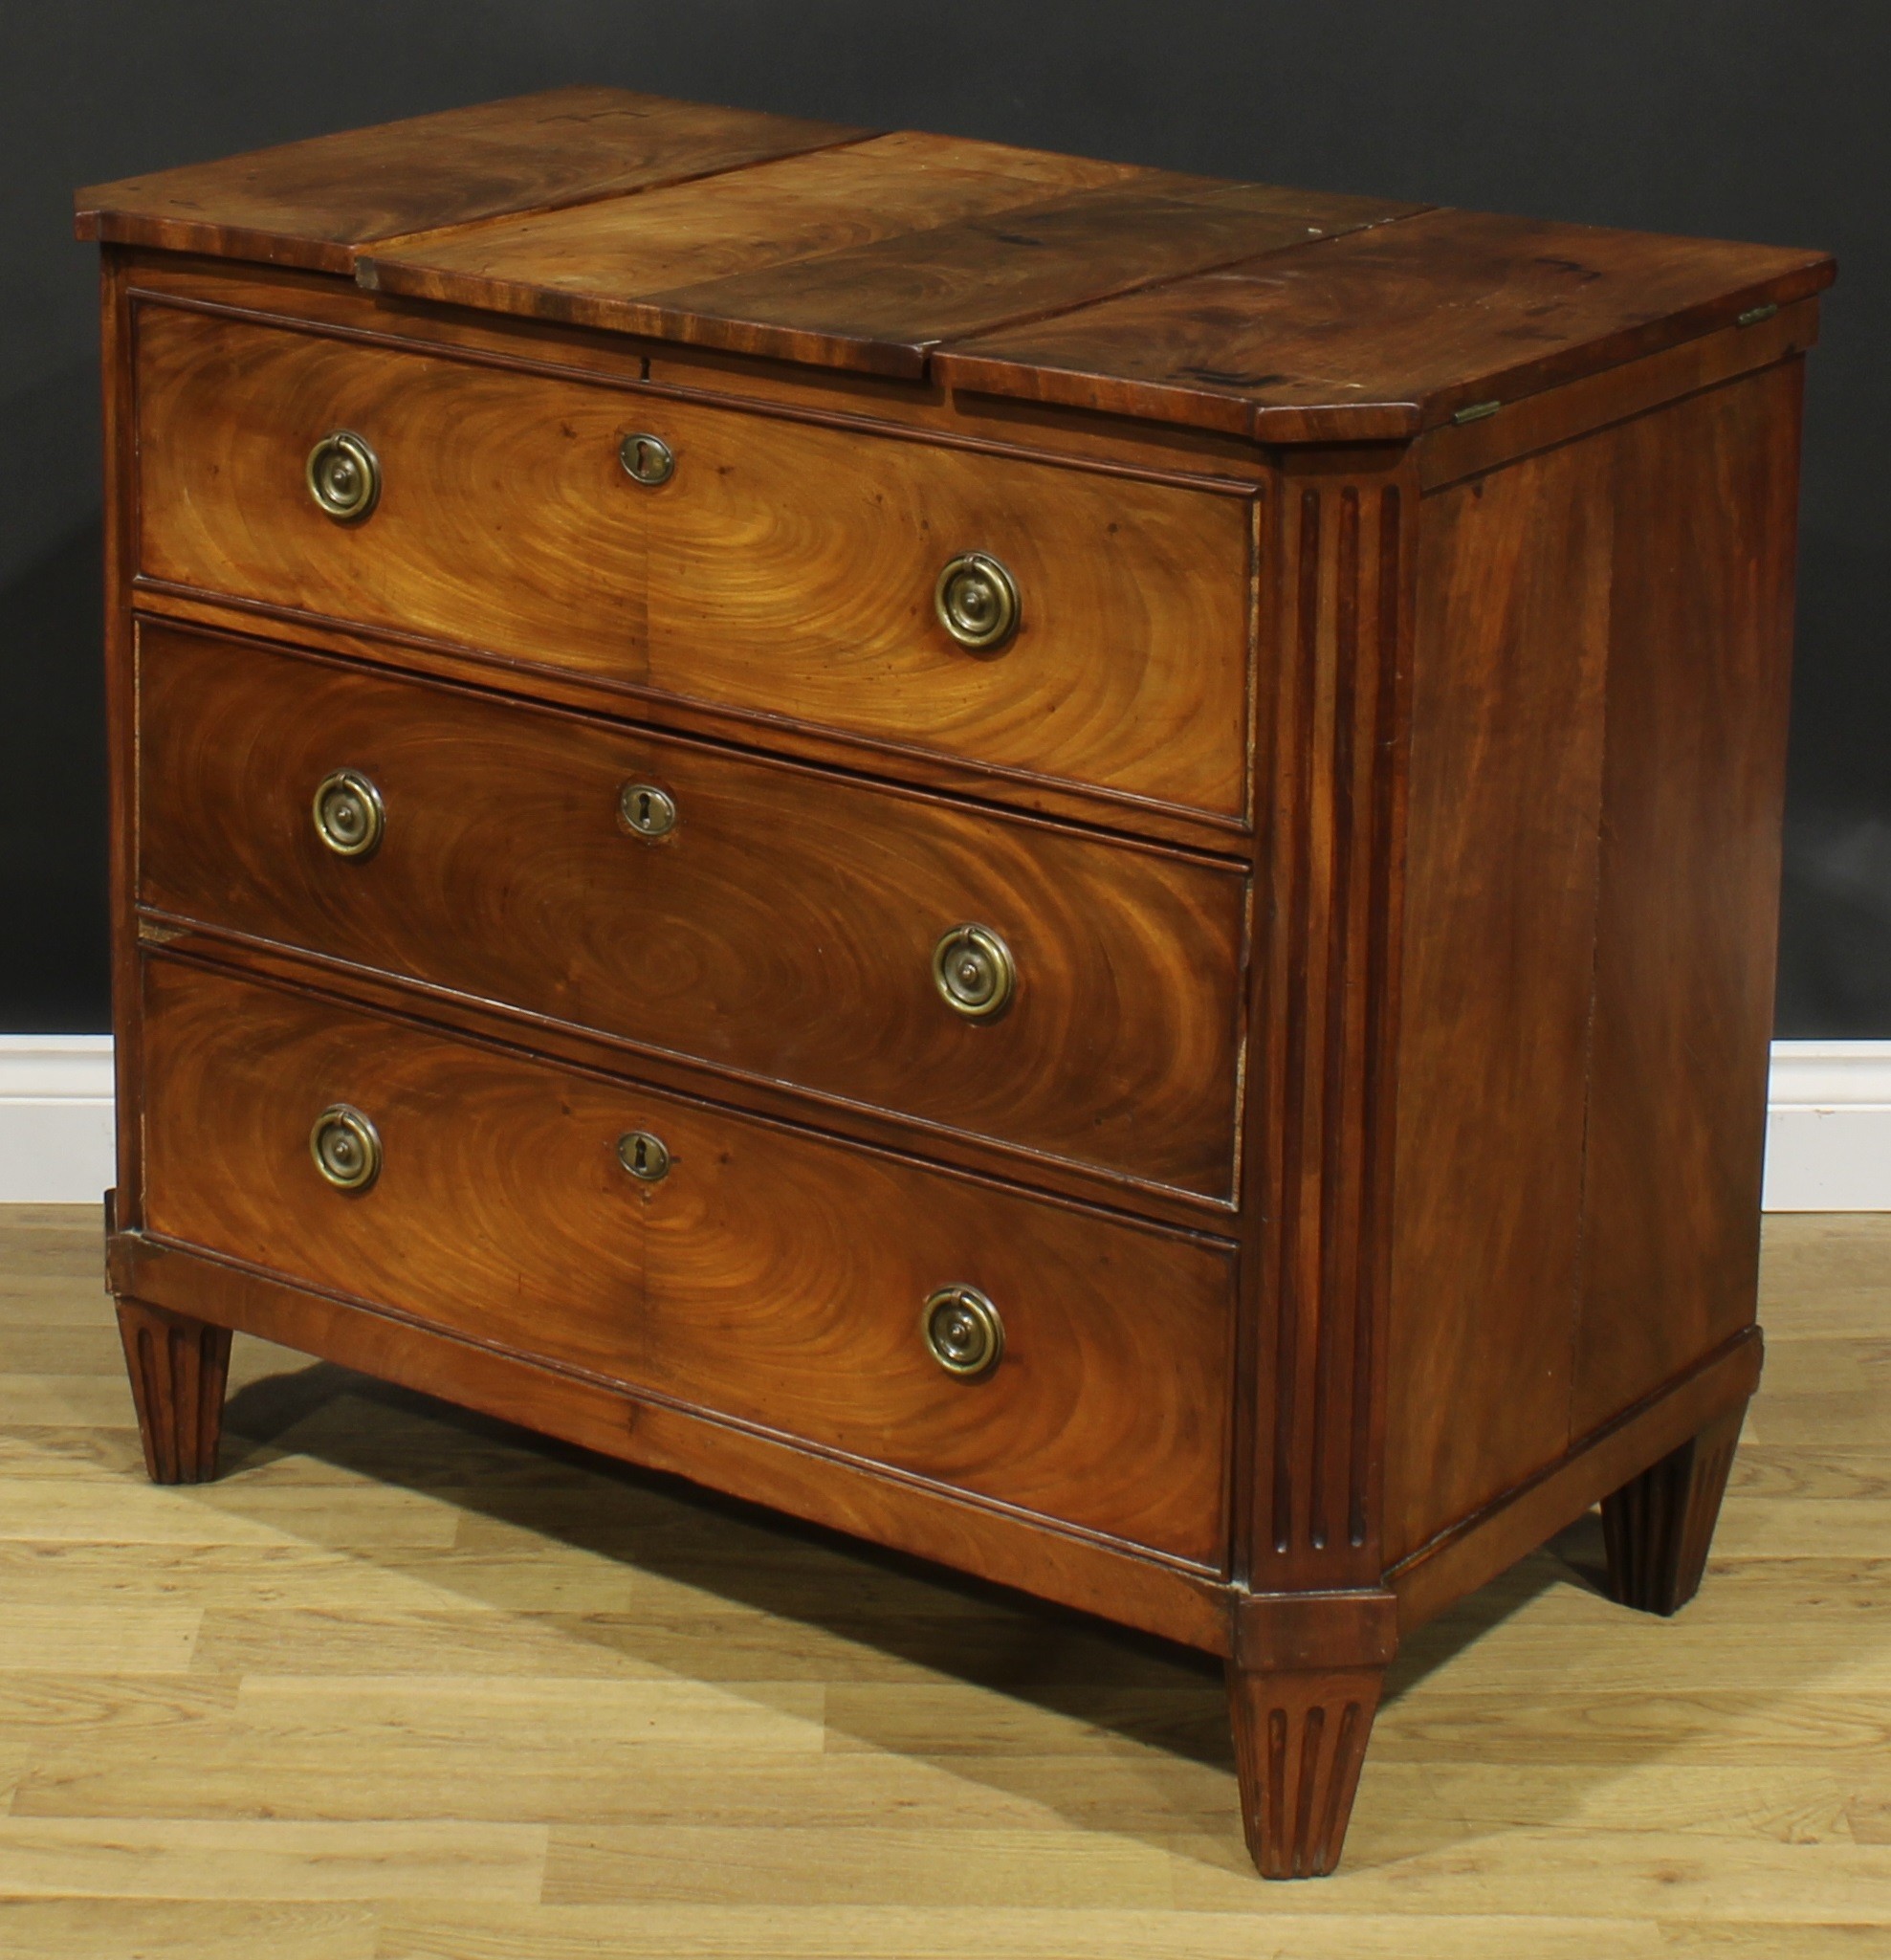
[77,85,1834,442]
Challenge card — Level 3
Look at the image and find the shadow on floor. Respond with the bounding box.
[209,1346,1612,1872]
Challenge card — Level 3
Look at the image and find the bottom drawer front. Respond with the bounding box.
[140,959,1235,1567]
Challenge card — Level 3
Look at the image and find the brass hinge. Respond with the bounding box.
[1737,302,1780,328]
[1451,399,1502,426]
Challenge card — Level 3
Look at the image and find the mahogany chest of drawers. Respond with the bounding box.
[77,89,1833,1878]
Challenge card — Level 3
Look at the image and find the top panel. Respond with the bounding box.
[78,89,1834,436]
[74,87,871,275]
[934,207,1836,439]
[357,142,1422,379]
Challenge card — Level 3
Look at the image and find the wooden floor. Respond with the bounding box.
[0,1209,1885,1956]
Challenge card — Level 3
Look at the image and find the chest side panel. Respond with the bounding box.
[1571,361,1805,1434]
[1383,433,1614,1565]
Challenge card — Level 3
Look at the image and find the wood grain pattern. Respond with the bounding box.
[370,128,1143,294]
[114,1298,230,1484]
[934,207,1835,439]
[1243,455,1414,1595]
[76,88,871,273]
[137,958,1237,1568]
[358,131,1151,366]
[637,184,1418,378]
[135,624,1247,1198]
[132,299,1254,817]
[1571,363,1805,1436]
[638,394,1252,817]
[1382,434,1615,1563]
[363,159,1419,377]
[1601,1404,1747,1617]
[134,299,649,660]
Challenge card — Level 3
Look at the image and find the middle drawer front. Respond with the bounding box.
[137,625,1248,1200]
[141,958,1237,1569]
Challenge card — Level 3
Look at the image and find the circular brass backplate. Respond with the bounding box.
[312,769,385,858]
[932,923,1015,1020]
[618,782,678,839]
[617,1130,671,1183]
[305,430,381,522]
[934,552,1020,650]
[921,1285,1004,1378]
[310,1105,382,1192]
[619,432,675,486]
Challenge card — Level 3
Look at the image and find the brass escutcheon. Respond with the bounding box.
[312,769,385,858]
[932,923,1015,1020]
[921,1285,1004,1377]
[619,432,675,486]
[617,1130,671,1183]
[934,552,1019,650]
[618,782,678,839]
[310,1105,382,1192]
[305,430,381,522]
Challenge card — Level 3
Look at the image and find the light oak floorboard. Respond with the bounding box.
[1,1202,1886,1952]
[0,1603,200,1675]
[0,1899,381,1960]
[0,1818,545,1901]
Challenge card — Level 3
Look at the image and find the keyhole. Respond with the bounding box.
[618,782,677,839]
[617,1129,671,1182]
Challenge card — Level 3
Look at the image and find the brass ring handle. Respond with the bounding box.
[935,552,1020,650]
[312,769,385,859]
[619,432,675,486]
[310,1105,382,1192]
[932,923,1015,1020]
[618,782,678,839]
[306,430,381,522]
[617,1130,671,1183]
[922,1285,1004,1377]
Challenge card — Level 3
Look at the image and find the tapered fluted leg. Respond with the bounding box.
[1227,1661,1385,1878]
[1601,1402,1746,1616]
[1225,1589,1396,1878]
[116,1298,231,1484]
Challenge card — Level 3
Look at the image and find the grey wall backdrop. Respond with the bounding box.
[3,2,1884,1031]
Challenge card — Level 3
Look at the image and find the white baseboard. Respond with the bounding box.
[3,1036,1889,1210]
[0,1037,116,1205]
[1761,1042,1891,1211]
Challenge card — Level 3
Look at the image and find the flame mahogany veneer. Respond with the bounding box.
[80,89,1831,1877]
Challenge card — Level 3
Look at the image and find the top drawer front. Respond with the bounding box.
[135,302,645,663]
[133,302,1254,817]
